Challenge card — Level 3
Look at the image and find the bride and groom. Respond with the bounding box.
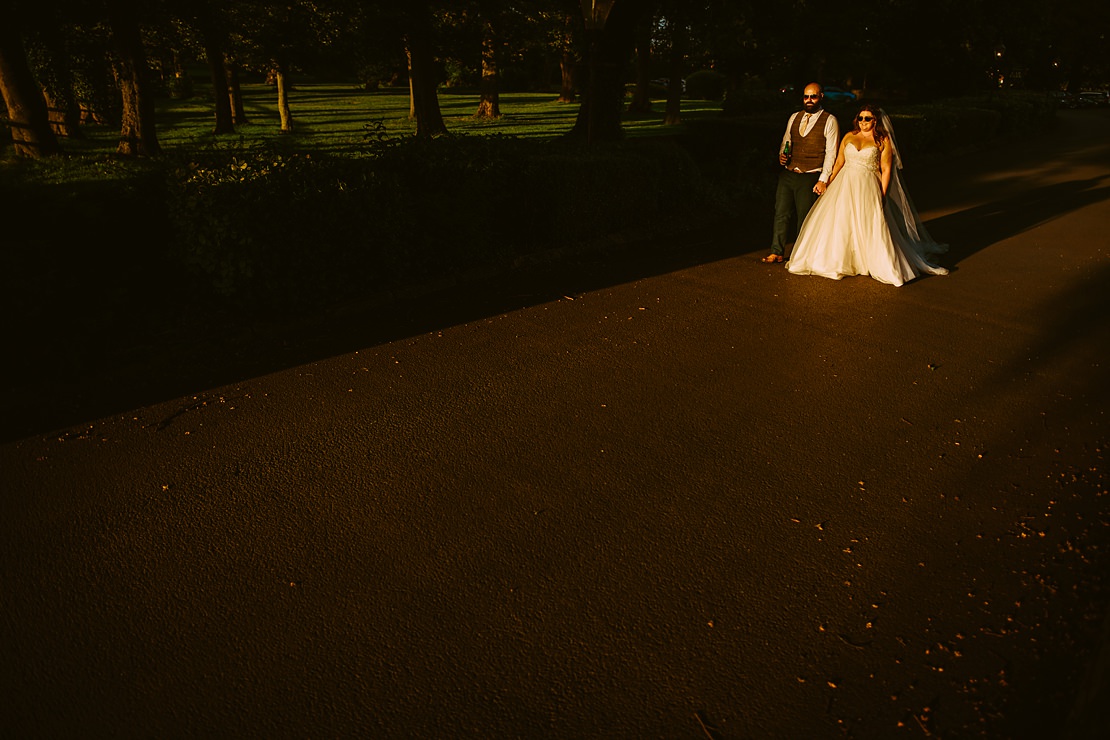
[763,83,947,286]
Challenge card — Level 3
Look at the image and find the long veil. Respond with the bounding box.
[880,110,948,256]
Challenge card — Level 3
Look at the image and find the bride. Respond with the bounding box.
[786,104,948,286]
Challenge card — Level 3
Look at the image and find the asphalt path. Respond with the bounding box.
[3,109,1109,738]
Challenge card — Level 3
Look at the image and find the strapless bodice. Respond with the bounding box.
[844,144,880,173]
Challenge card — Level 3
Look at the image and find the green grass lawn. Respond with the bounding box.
[54,83,728,158]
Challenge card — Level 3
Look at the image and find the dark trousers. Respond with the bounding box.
[771,170,821,255]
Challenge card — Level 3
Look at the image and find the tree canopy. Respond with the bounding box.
[2,0,1106,156]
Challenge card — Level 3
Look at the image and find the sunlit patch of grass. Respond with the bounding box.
[40,83,727,159]
[1,82,729,193]
[1,79,729,168]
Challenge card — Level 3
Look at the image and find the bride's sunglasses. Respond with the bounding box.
[857,115,875,121]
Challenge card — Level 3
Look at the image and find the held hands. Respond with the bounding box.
[813,181,827,196]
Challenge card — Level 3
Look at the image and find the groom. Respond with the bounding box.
[763,82,840,263]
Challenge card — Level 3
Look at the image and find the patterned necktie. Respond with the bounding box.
[802,113,811,134]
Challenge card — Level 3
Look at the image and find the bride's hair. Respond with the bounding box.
[854,104,888,148]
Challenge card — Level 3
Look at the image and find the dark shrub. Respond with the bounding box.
[164,136,724,312]
[685,70,728,101]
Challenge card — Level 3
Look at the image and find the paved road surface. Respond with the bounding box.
[3,110,1109,738]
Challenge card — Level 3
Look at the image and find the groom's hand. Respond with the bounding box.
[813,181,827,196]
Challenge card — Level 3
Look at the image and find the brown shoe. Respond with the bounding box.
[761,253,784,263]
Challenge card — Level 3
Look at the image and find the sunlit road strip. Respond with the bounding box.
[2,110,1108,738]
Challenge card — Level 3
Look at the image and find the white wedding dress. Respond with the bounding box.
[786,142,948,286]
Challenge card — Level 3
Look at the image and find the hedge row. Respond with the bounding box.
[884,92,1058,157]
[164,136,724,312]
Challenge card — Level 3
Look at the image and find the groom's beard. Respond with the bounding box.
[803,101,820,113]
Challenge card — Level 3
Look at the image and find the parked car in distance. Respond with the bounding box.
[778,84,857,103]
[821,86,857,103]
[1049,90,1079,108]
[1078,91,1109,107]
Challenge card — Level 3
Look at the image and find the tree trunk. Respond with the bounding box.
[44,87,82,138]
[557,13,576,103]
[558,51,576,102]
[170,49,193,98]
[663,16,686,126]
[80,103,108,125]
[569,1,650,142]
[406,49,416,119]
[405,3,448,138]
[108,8,160,157]
[37,19,83,138]
[626,19,652,114]
[0,19,60,157]
[227,60,248,124]
[474,20,500,119]
[208,52,234,134]
[203,35,234,134]
[275,61,293,133]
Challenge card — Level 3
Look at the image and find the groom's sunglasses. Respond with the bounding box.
[803,94,820,100]
[857,115,875,121]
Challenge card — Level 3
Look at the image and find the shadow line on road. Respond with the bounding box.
[7,173,1106,446]
[0,222,753,444]
[927,175,1110,265]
